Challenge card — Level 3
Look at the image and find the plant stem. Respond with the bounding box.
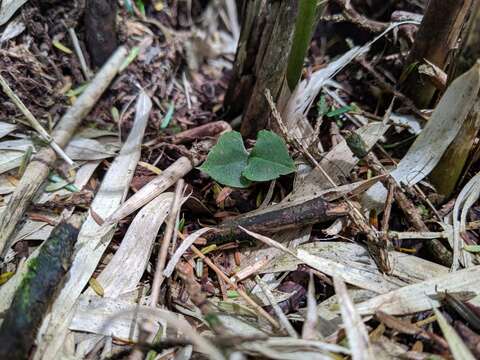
[401,0,475,108]
[286,0,323,90]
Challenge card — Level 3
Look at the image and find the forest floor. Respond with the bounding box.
[0,0,480,359]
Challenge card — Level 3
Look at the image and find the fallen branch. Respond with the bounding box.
[332,0,389,33]
[0,218,82,360]
[0,46,127,259]
[172,121,231,144]
[205,196,348,243]
[105,156,194,224]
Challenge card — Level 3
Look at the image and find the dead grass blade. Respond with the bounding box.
[356,266,480,315]
[34,90,151,360]
[433,307,475,360]
[334,276,374,360]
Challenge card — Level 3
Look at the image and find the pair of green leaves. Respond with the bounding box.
[198,130,296,188]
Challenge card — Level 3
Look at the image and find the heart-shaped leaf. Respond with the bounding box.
[242,130,295,182]
[198,131,251,188]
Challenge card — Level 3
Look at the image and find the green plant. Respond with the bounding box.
[198,130,295,188]
[286,0,324,90]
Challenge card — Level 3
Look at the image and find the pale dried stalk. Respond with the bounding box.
[0,46,128,259]
[255,275,298,338]
[231,257,270,283]
[105,156,193,224]
[334,276,374,360]
[68,27,93,80]
[0,74,73,165]
[150,179,184,306]
[302,272,318,340]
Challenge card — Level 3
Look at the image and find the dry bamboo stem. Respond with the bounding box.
[105,156,194,224]
[150,179,184,306]
[401,0,474,108]
[256,275,298,338]
[240,0,298,138]
[0,74,73,165]
[67,27,93,80]
[0,46,128,259]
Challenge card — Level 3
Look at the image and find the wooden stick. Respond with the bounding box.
[105,156,194,224]
[171,121,231,144]
[150,180,184,306]
[0,47,127,259]
[205,197,348,243]
[67,27,93,80]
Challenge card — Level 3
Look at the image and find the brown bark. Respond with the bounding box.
[225,0,299,138]
[453,1,480,77]
[240,0,298,138]
[85,0,118,67]
[401,0,474,108]
[224,0,268,118]
[205,197,348,242]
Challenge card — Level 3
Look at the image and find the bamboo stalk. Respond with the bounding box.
[286,0,322,90]
[401,0,475,108]
[0,47,128,259]
[430,100,480,198]
[224,0,267,118]
[240,0,298,137]
[453,1,480,77]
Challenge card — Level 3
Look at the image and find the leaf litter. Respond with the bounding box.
[0,1,479,359]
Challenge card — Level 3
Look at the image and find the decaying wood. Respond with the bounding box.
[172,121,231,144]
[224,0,268,118]
[0,47,127,259]
[85,0,118,67]
[240,0,298,137]
[205,196,348,243]
[0,218,81,360]
[401,0,475,108]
